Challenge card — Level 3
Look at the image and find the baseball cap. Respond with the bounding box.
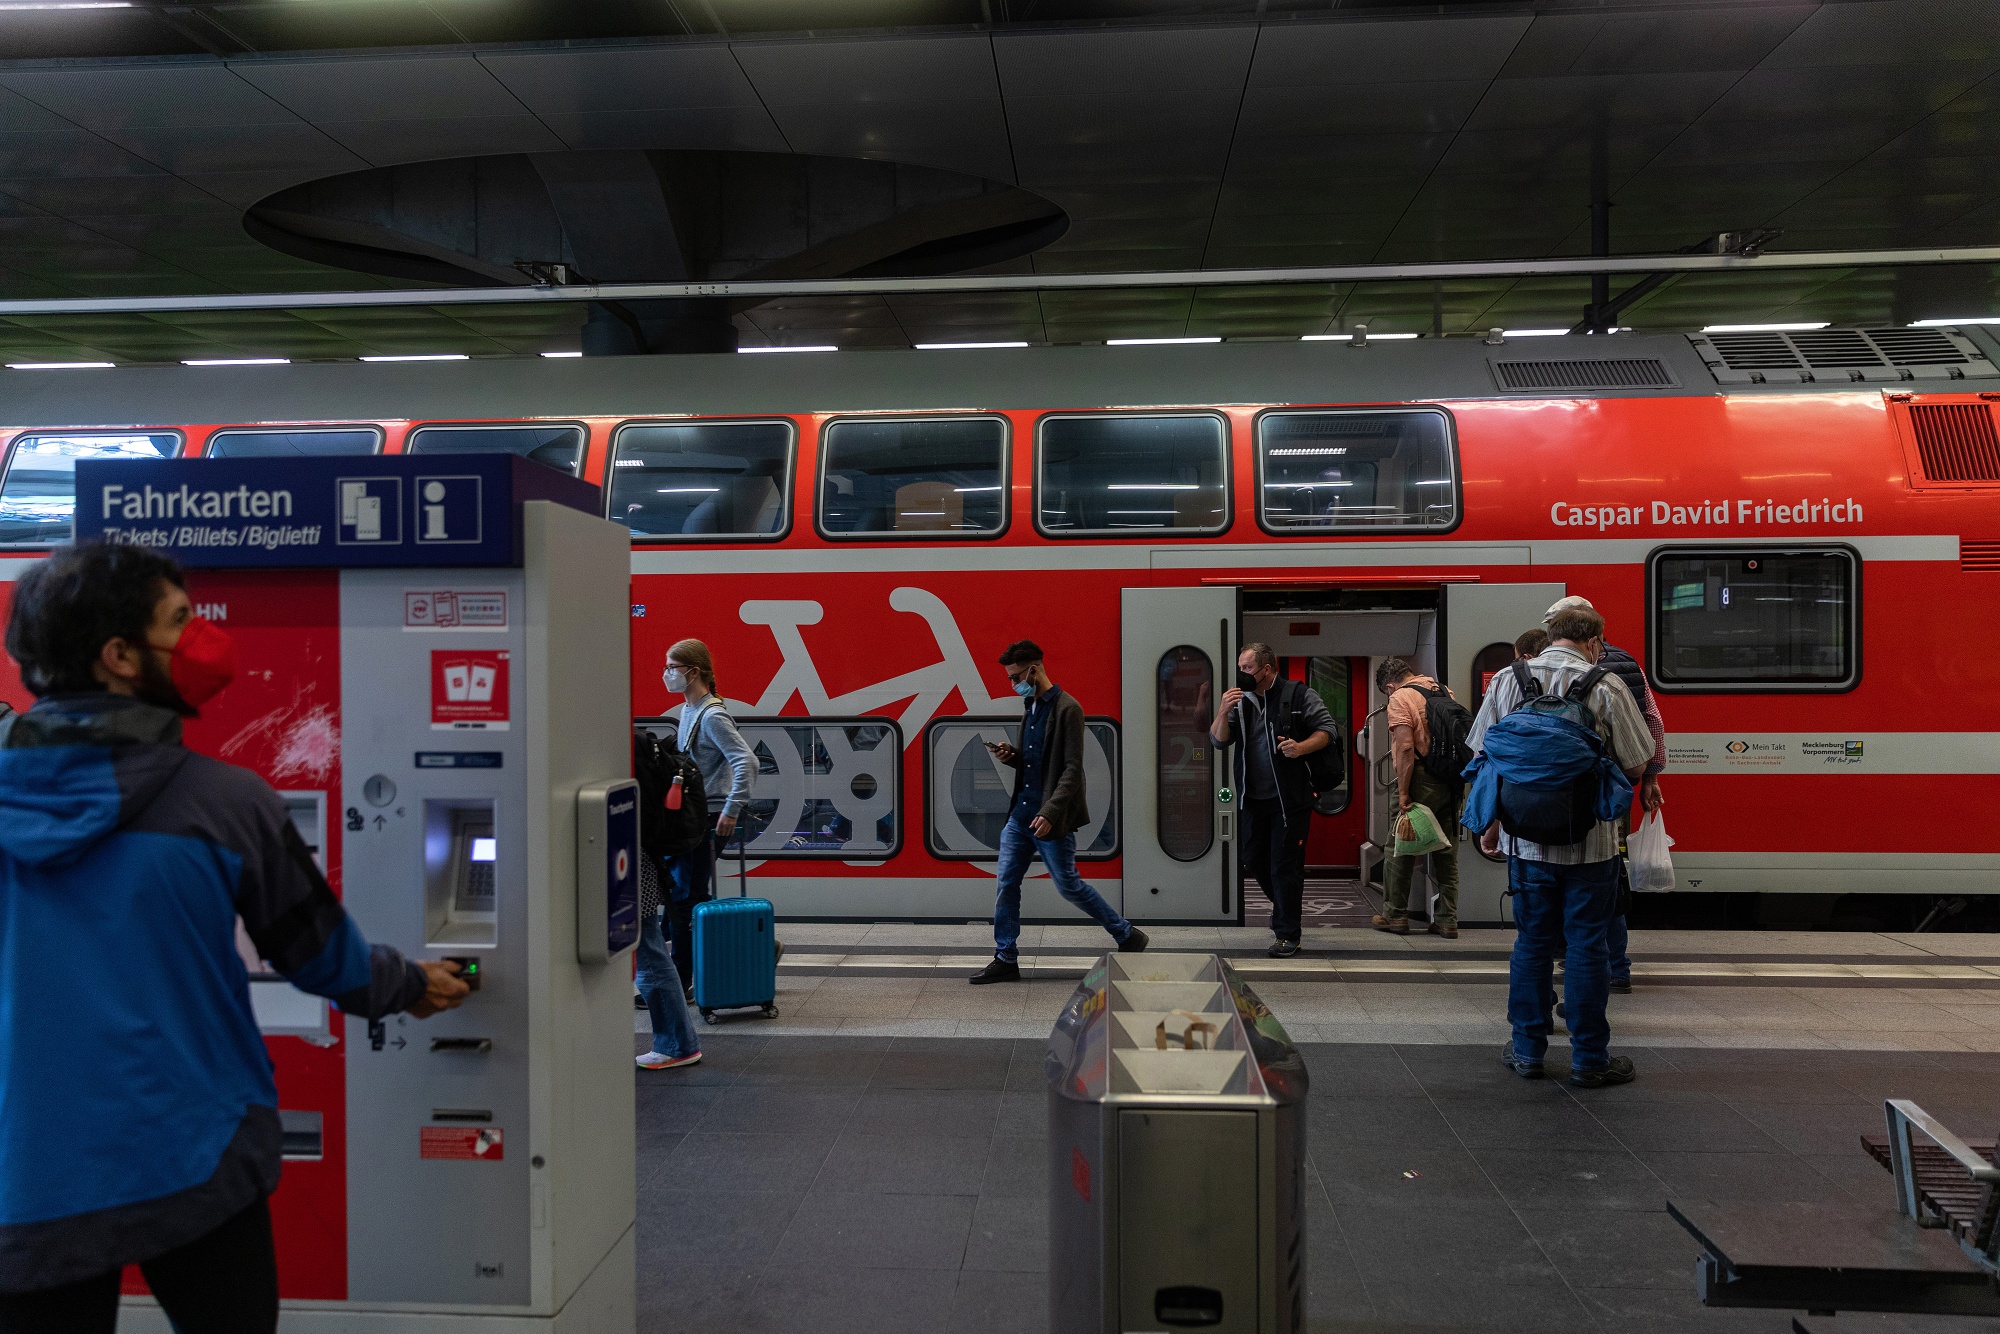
[1542,594,1595,626]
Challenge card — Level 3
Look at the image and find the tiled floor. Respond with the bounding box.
[631,1034,2000,1334]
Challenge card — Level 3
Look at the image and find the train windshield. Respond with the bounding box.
[0,432,178,547]
[610,421,792,540]
[819,416,1006,537]
[206,428,380,458]
[1653,549,1857,690]
[406,423,584,476]
[1257,409,1458,532]
[1037,414,1227,535]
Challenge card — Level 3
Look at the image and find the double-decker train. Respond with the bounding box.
[4,326,1997,928]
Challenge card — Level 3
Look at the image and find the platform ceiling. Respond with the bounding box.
[0,0,1997,362]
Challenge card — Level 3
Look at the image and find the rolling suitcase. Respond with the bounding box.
[691,829,778,1024]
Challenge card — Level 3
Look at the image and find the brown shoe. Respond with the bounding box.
[1370,914,1410,935]
[1429,920,1459,939]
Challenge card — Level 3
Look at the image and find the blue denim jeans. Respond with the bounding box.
[991,809,1133,963]
[1508,856,1620,1070]
[1607,911,1631,985]
[636,906,702,1059]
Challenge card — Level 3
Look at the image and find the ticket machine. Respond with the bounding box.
[77,454,639,1333]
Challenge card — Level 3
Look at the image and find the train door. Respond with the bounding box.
[1120,586,1235,922]
[1442,581,1566,923]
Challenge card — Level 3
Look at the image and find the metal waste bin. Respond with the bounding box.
[1047,952,1309,1334]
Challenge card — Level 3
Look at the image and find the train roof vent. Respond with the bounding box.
[1689,328,1995,384]
[1488,357,1677,392]
[1964,541,2000,572]
[1905,401,2000,484]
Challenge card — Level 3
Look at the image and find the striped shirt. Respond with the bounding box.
[1466,646,1654,865]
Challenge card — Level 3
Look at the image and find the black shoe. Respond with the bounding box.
[969,958,1022,985]
[1611,978,1632,994]
[1569,1055,1636,1089]
[1501,1043,1544,1080]
[1268,938,1300,958]
[634,992,647,1010]
[1119,927,1149,954]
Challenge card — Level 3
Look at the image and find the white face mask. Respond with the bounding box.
[663,667,688,693]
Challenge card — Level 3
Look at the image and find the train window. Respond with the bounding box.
[206,428,381,458]
[1156,646,1215,862]
[730,717,901,859]
[818,416,1007,538]
[0,432,179,547]
[608,420,792,540]
[924,717,1120,860]
[1038,414,1228,536]
[1256,408,1459,533]
[1648,547,1859,692]
[406,423,585,476]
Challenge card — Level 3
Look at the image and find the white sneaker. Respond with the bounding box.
[635,1051,701,1070]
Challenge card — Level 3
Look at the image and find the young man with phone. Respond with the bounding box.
[970,640,1147,984]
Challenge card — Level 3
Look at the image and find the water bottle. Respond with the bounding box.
[666,774,684,811]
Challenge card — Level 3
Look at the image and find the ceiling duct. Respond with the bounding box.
[1689,328,1991,384]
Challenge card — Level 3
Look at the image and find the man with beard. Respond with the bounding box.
[0,542,468,1333]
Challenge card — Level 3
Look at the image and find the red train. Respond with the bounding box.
[4,327,1997,929]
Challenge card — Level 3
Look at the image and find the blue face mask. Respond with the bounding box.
[1013,677,1036,698]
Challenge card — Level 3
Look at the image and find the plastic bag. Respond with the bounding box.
[1393,803,1453,858]
[1626,810,1676,892]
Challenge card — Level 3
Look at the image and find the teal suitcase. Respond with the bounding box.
[691,840,778,1023]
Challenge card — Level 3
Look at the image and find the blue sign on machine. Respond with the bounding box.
[74,454,598,568]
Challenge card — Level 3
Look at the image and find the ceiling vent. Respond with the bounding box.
[1489,358,1677,392]
[1689,328,1995,384]
[1903,401,2000,484]
[1964,541,2000,573]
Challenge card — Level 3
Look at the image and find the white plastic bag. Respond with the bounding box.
[1626,811,1676,892]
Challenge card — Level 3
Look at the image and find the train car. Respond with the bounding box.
[3,328,1997,932]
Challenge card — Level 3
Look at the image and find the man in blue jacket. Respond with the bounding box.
[0,542,468,1332]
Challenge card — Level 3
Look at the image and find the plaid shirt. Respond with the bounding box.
[1466,646,1654,864]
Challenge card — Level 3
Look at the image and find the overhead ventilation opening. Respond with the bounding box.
[1490,358,1676,391]
[1906,402,2000,483]
[1691,329,1994,385]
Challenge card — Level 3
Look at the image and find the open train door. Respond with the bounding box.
[1444,581,1566,924]
[1121,586,1236,922]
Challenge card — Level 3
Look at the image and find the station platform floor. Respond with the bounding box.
[632,927,2000,1334]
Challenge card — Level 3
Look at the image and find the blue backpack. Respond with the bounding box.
[1463,660,1633,847]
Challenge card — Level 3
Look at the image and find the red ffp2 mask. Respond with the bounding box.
[168,616,237,708]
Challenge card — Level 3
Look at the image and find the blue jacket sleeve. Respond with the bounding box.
[238,801,427,1019]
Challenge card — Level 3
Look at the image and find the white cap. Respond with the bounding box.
[1542,594,1595,626]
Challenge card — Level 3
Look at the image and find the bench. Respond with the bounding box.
[1666,1099,2000,1319]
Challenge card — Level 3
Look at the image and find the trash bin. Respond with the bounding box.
[1047,951,1309,1334]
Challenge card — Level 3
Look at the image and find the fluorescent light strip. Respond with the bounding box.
[1911,317,2000,327]
[1502,328,1569,337]
[1302,333,1420,341]
[360,353,468,362]
[182,357,288,367]
[0,2,134,9]
[541,350,583,358]
[914,341,1029,350]
[738,345,836,354]
[1107,336,1222,346]
[7,360,113,369]
[1701,322,1829,333]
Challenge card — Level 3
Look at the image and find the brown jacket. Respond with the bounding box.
[1005,688,1090,837]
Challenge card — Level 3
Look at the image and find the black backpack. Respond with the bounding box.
[1279,680,1345,796]
[633,725,709,856]
[1404,683,1475,792]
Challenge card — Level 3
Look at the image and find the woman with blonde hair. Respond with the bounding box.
[643,640,755,1018]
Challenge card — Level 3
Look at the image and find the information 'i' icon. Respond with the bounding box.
[423,480,449,541]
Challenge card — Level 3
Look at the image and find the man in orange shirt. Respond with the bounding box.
[1375,657,1466,937]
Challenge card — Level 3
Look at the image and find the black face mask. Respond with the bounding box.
[1236,670,1259,692]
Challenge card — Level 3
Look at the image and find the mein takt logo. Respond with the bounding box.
[1726,740,1749,754]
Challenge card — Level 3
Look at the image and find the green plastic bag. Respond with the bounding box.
[1393,802,1453,857]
